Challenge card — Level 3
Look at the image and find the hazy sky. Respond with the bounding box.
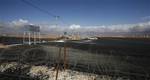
[0,0,150,26]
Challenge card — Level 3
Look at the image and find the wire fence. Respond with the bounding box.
[0,43,150,80]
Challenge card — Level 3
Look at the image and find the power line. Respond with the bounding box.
[21,0,57,18]
[21,0,71,26]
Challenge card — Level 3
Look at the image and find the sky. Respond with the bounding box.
[0,0,150,36]
[0,0,150,25]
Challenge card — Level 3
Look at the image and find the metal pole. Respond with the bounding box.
[28,32,31,45]
[55,47,61,80]
[38,32,40,43]
[64,45,67,70]
[34,32,36,45]
[23,31,25,44]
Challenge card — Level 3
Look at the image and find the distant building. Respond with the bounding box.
[87,37,98,40]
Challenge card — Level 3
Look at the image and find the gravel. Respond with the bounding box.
[0,62,129,80]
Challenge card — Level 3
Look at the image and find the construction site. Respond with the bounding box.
[0,35,150,80]
[0,0,150,80]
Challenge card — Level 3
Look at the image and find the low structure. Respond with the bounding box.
[23,25,41,45]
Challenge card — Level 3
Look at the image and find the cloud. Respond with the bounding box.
[69,24,81,30]
[10,19,32,32]
[12,19,29,26]
[81,21,150,33]
[38,21,150,36]
[142,16,150,21]
[0,19,30,34]
[129,21,150,32]
[1,19,150,36]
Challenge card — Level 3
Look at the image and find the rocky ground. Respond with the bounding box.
[0,62,129,80]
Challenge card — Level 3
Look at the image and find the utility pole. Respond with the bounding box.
[63,45,67,70]
[23,31,25,44]
[34,32,36,45]
[54,15,61,80]
[28,31,31,45]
